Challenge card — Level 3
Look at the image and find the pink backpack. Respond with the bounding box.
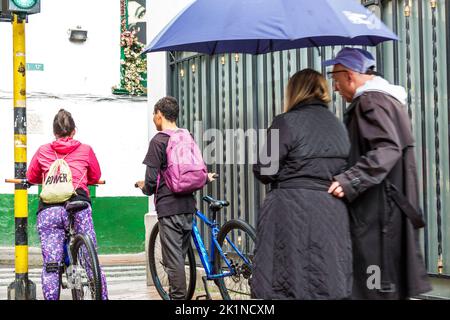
[158,128,207,194]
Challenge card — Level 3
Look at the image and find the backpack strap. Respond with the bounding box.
[62,148,76,160]
[42,152,63,185]
[73,169,88,192]
[153,128,182,205]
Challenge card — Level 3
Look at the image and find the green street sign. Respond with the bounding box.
[26,63,44,71]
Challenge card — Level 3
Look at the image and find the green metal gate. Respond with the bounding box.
[166,0,450,291]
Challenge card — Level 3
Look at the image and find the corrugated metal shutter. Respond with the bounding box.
[166,0,450,278]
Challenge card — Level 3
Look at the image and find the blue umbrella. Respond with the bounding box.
[143,0,398,55]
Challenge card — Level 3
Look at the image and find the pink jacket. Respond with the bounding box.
[27,137,101,195]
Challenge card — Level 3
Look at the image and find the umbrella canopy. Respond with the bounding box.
[143,0,398,55]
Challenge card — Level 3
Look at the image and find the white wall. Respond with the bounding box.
[146,0,193,118]
[0,0,122,96]
[1,0,194,199]
[145,0,193,210]
[0,1,149,197]
[0,94,149,197]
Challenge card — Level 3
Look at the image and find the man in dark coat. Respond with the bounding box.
[324,48,432,299]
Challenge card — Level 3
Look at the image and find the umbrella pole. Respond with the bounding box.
[271,52,276,116]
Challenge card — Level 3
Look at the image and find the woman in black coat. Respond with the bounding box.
[251,69,352,299]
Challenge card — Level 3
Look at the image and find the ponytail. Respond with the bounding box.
[53,109,76,137]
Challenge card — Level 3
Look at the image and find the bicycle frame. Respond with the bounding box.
[191,209,251,280]
[64,214,77,266]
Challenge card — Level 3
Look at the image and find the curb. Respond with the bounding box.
[99,252,146,266]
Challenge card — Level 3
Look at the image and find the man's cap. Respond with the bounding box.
[323,47,376,74]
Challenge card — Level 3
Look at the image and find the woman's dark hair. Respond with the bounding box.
[154,96,179,122]
[53,109,76,137]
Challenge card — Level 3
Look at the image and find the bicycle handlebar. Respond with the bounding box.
[133,173,219,189]
[5,178,105,186]
[5,179,27,184]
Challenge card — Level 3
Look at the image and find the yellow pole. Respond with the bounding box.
[7,14,36,300]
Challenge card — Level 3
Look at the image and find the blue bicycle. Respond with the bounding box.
[148,195,256,300]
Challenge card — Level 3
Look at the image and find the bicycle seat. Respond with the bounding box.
[202,196,229,211]
[65,201,89,214]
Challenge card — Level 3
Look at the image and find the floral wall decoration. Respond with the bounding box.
[113,0,147,96]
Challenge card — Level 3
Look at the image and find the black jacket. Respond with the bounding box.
[334,90,432,299]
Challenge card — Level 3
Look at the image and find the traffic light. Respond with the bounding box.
[1,0,40,15]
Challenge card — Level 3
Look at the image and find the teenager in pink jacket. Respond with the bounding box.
[26,109,108,300]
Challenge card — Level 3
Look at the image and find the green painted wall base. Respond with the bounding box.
[0,194,148,254]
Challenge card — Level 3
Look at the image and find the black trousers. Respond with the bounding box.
[158,213,193,300]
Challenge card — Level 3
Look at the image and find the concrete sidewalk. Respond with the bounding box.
[0,247,224,300]
[0,246,146,267]
[0,247,160,300]
[0,264,163,300]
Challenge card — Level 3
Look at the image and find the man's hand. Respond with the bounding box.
[208,173,218,182]
[135,180,145,190]
[328,181,345,198]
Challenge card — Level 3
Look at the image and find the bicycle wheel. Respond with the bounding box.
[148,222,196,300]
[214,219,256,300]
[70,234,102,300]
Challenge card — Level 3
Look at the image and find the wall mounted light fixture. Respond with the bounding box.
[68,26,88,42]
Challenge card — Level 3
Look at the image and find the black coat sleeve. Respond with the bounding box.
[253,115,292,184]
[142,166,159,196]
[142,134,166,196]
[334,95,403,202]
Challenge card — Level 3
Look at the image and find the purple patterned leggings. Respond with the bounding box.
[37,205,108,300]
